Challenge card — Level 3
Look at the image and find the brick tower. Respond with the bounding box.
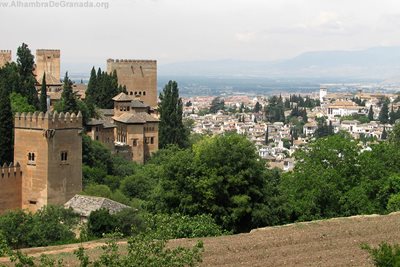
[0,50,12,68]
[35,49,61,84]
[14,111,83,212]
[107,59,157,108]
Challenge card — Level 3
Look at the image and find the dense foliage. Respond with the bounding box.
[209,97,225,113]
[85,67,125,110]
[0,82,13,164]
[279,127,400,223]
[362,242,400,267]
[265,95,285,123]
[0,206,78,249]
[158,80,189,148]
[0,43,39,164]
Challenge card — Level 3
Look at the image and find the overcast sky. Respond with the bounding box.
[1,0,400,72]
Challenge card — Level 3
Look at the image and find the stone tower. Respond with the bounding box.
[107,59,157,108]
[14,111,82,212]
[35,49,61,84]
[0,50,12,68]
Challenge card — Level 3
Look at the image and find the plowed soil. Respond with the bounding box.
[2,212,400,266]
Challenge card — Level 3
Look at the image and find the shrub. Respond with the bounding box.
[87,208,117,238]
[75,232,204,267]
[362,242,400,267]
[0,206,78,249]
[144,213,227,239]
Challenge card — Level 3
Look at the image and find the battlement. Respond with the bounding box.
[0,50,11,54]
[107,59,156,64]
[36,49,60,53]
[0,162,22,180]
[14,111,82,129]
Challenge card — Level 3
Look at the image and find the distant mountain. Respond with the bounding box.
[159,46,400,80]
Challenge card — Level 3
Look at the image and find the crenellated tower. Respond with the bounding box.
[14,111,82,212]
[107,59,157,108]
[0,50,12,68]
[0,163,22,214]
[35,49,61,85]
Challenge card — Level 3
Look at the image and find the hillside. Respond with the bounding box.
[2,212,400,266]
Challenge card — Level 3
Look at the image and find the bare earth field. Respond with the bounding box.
[2,212,400,266]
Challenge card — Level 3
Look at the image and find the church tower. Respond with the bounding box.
[14,111,83,212]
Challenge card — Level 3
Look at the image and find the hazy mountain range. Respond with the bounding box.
[158,46,400,81]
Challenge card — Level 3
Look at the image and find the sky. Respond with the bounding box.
[1,0,400,72]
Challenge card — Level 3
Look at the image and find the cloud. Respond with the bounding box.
[265,12,360,36]
[235,31,258,43]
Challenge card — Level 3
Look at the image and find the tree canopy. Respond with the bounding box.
[158,80,189,149]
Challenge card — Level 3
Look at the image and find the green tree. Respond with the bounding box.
[0,85,13,164]
[16,43,38,108]
[389,105,397,125]
[381,127,388,140]
[379,102,389,124]
[10,92,35,114]
[39,73,48,112]
[84,67,97,117]
[151,134,280,233]
[87,208,117,238]
[158,80,188,148]
[279,134,364,222]
[265,96,285,123]
[209,97,225,113]
[254,101,262,113]
[368,105,375,121]
[59,72,78,113]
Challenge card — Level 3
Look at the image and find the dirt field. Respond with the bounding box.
[2,212,400,266]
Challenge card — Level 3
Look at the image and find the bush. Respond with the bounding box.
[0,206,78,249]
[87,208,144,238]
[87,208,117,238]
[362,242,400,266]
[75,232,204,267]
[144,213,227,239]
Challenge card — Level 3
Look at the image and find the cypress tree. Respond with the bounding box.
[60,72,78,113]
[368,105,374,121]
[16,43,39,108]
[0,86,13,164]
[378,102,389,124]
[39,73,47,112]
[85,67,97,117]
[389,105,397,124]
[381,127,388,140]
[265,126,269,145]
[158,80,188,148]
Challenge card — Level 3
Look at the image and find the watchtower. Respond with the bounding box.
[0,50,12,68]
[35,49,61,85]
[14,111,82,212]
[107,59,157,108]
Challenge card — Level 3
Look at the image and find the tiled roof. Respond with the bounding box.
[64,194,132,217]
[113,112,159,124]
[112,92,132,102]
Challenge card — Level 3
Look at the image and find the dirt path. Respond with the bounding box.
[2,212,400,266]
